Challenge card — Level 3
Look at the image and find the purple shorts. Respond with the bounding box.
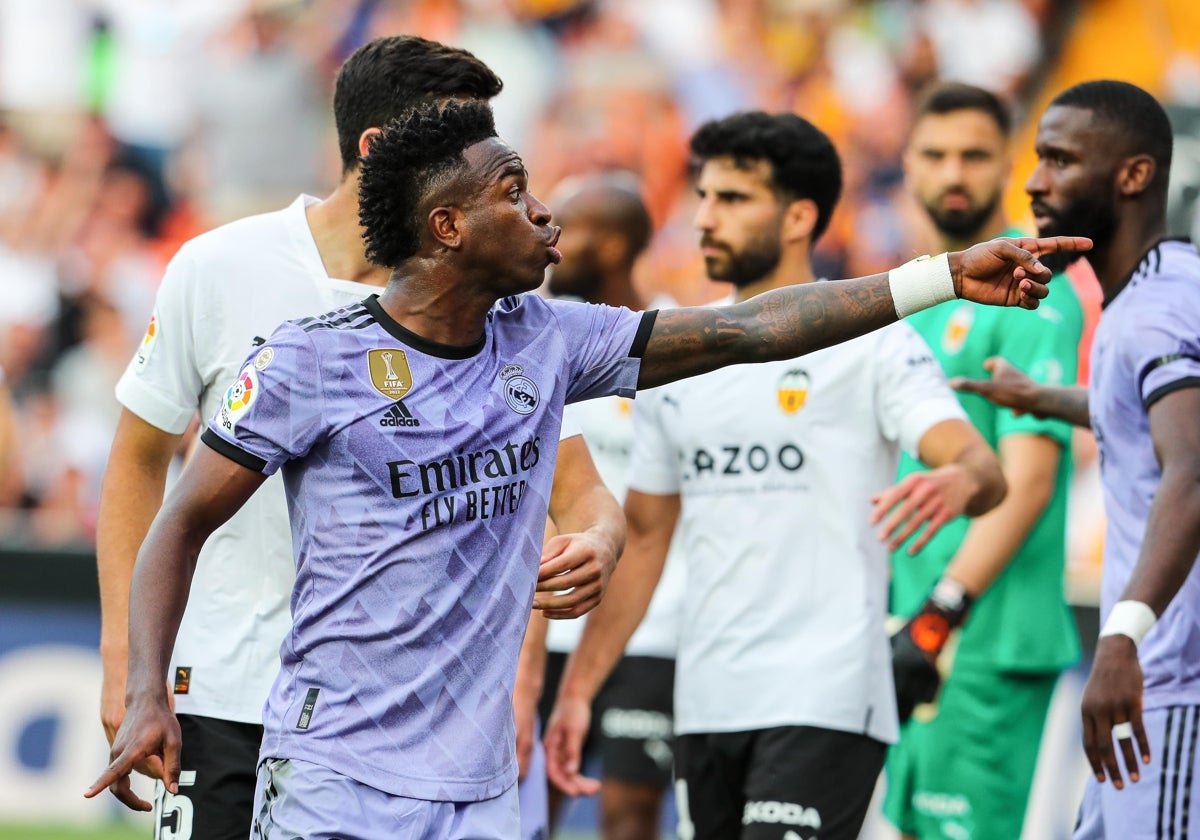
[1074,705,1200,840]
[251,756,520,840]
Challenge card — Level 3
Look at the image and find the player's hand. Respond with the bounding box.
[951,236,1091,310]
[534,531,617,619]
[1081,635,1151,789]
[950,357,1043,417]
[890,626,942,725]
[544,694,600,797]
[870,464,978,554]
[84,693,181,811]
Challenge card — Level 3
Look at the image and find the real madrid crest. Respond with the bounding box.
[499,363,540,415]
[777,368,810,414]
[368,348,414,400]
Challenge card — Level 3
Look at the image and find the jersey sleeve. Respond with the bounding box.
[113,246,204,433]
[548,300,657,402]
[993,302,1080,446]
[875,323,968,456]
[200,322,325,474]
[626,388,681,496]
[1129,298,1200,409]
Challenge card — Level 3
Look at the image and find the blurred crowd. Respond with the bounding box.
[0,0,1183,547]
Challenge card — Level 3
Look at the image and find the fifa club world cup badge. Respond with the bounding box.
[499,364,540,415]
[368,348,414,400]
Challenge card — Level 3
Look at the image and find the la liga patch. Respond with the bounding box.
[218,364,259,433]
[133,311,158,372]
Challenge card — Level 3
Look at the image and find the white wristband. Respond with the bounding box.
[1099,600,1157,647]
[888,253,956,318]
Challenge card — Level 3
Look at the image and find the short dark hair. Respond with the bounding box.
[689,112,842,245]
[913,82,1012,137]
[1050,80,1173,185]
[359,101,498,268]
[334,35,502,174]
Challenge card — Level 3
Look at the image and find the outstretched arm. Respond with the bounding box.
[85,444,266,810]
[951,357,1091,428]
[636,237,1091,390]
[1082,387,1200,790]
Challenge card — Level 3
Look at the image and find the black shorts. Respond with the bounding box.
[538,651,675,788]
[152,713,264,840]
[673,725,886,840]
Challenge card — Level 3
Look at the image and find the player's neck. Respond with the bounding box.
[1089,211,1168,298]
[377,267,495,347]
[733,252,815,304]
[306,177,392,287]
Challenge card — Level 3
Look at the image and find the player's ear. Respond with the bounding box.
[783,197,818,245]
[358,128,382,159]
[1118,153,1156,198]
[429,206,465,250]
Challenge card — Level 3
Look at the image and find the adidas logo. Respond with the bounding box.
[380,400,420,428]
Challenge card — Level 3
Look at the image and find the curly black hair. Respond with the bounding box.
[359,100,498,268]
[334,35,502,175]
[690,111,842,246]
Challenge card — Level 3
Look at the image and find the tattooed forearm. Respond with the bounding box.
[638,273,900,389]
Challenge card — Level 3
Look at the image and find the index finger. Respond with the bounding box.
[84,747,143,799]
[1021,235,1093,256]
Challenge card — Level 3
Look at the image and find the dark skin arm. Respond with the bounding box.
[1081,387,1200,790]
[636,237,1091,389]
[545,489,679,796]
[951,357,1092,428]
[537,434,625,618]
[85,444,267,810]
[96,410,182,748]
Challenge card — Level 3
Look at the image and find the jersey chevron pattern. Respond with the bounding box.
[204,293,650,801]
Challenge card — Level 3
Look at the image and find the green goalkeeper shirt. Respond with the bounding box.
[890,237,1084,673]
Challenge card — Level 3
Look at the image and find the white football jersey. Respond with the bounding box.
[546,395,686,659]
[115,195,387,723]
[629,309,965,743]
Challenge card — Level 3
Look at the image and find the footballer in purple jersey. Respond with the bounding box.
[952,81,1200,837]
[89,98,1083,838]
[204,294,649,801]
[1089,239,1200,709]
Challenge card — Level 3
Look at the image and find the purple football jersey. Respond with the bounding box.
[1090,239,1200,708]
[203,294,652,800]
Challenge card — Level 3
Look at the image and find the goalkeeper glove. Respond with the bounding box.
[891,577,973,724]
